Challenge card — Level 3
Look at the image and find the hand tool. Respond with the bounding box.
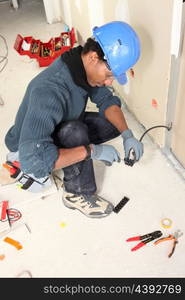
[4,236,23,250]
[1,200,9,221]
[124,148,136,166]
[6,209,11,227]
[6,208,22,224]
[124,124,172,167]
[3,160,21,178]
[154,229,183,258]
[126,230,162,251]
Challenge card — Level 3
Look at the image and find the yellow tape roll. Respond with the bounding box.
[161,218,172,229]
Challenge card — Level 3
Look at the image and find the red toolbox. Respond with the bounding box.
[14,28,76,67]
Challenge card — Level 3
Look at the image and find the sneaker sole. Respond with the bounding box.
[62,197,112,218]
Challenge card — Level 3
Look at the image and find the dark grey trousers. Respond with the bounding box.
[52,112,120,196]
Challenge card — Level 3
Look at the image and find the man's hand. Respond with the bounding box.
[121,129,143,161]
[91,144,121,166]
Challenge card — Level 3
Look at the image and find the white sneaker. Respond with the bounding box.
[62,190,113,218]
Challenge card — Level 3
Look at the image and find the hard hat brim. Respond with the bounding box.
[116,73,127,85]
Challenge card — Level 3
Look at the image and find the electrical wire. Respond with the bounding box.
[122,124,172,166]
[139,124,172,142]
[0,34,8,73]
[0,34,8,106]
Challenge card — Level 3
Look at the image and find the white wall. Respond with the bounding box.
[43,0,63,24]
[115,0,174,145]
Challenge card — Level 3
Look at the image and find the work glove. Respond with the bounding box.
[121,129,143,162]
[91,144,121,166]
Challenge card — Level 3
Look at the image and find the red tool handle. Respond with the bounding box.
[13,161,20,168]
[131,242,145,251]
[1,200,9,221]
[9,161,20,175]
[126,236,140,242]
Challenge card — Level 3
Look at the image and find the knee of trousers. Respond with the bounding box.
[55,120,89,148]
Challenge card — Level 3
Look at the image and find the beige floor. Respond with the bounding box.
[0,0,185,278]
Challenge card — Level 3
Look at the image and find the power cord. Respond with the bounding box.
[0,34,8,106]
[139,124,172,142]
[124,123,172,166]
[0,34,8,73]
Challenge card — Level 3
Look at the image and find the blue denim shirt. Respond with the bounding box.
[5,57,121,178]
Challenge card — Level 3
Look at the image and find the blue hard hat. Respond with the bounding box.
[93,21,140,84]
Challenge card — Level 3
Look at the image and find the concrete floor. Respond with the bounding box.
[0,0,185,278]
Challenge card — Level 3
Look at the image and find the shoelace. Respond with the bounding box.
[76,196,93,208]
[83,194,100,206]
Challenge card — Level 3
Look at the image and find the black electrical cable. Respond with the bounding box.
[139,124,172,142]
[0,34,8,106]
[0,34,8,73]
[124,124,172,166]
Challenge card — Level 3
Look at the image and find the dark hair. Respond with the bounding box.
[82,38,105,60]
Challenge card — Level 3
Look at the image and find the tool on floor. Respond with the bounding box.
[6,209,11,227]
[126,230,162,251]
[3,160,21,178]
[0,161,21,186]
[0,164,17,185]
[14,28,76,67]
[4,236,23,250]
[1,201,22,228]
[124,124,172,166]
[1,200,9,221]
[113,196,130,213]
[6,208,22,225]
[161,218,172,229]
[2,160,51,192]
[154,229,183,258]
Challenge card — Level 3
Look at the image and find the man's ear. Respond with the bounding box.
[88,51,99,64]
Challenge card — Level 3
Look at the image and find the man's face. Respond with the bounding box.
[83,51,114,87]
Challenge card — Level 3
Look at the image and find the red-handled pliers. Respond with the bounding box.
[3,161,21,178]
[126,230,162,251]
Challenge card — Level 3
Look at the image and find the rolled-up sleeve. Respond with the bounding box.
[18,87,64,178]
[19,140,58,178]
[89,87,122,117]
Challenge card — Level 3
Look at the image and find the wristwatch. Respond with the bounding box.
[84,145,91,161]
